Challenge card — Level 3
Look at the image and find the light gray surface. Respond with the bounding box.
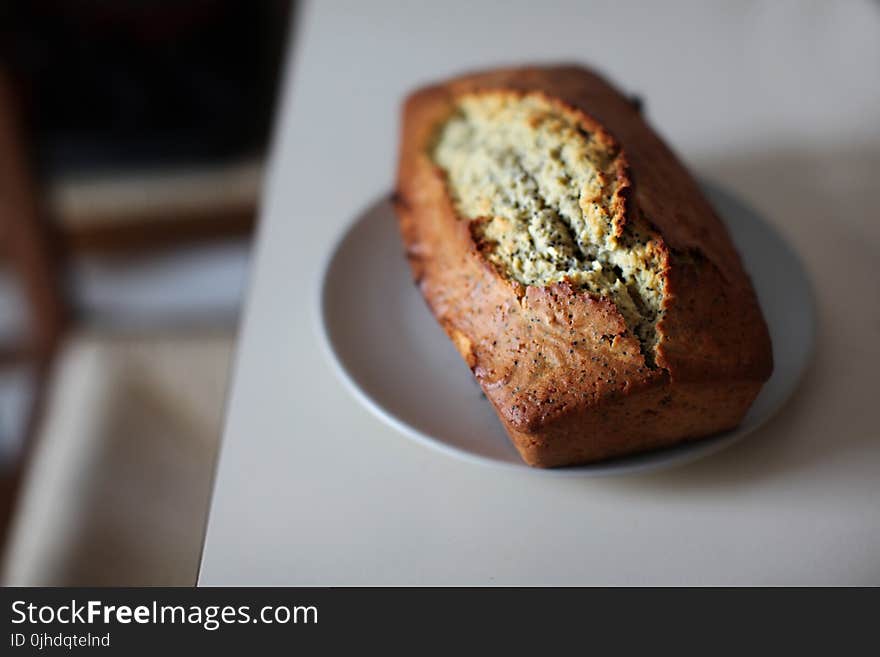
[318,182,815,475]
[200,1,880,585]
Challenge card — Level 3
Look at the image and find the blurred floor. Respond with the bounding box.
[2,332,234,586]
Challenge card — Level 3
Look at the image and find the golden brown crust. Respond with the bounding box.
[394,65,773,467]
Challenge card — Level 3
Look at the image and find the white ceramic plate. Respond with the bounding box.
[318,181,815,475]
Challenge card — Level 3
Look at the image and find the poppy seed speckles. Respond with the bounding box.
[433,93,666,366]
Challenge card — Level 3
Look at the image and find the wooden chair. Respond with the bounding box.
[0,68,67,548]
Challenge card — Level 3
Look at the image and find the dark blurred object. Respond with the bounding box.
[1,0,290,176]
[1,0,292,253]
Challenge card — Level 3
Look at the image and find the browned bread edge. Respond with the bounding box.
[394,65,773,467]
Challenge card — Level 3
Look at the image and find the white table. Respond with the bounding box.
[199,1,880,585]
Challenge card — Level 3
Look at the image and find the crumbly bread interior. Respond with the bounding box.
[432,93,665,364]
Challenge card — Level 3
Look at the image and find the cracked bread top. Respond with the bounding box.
[432,92,666,364]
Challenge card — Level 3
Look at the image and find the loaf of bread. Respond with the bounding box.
[394,65,772,467]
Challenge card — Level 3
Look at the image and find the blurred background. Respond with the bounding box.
[0,0,292,584]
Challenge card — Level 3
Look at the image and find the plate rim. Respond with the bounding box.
[315,181,817,476]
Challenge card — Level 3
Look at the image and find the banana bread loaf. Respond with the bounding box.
[394,65,772,467]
